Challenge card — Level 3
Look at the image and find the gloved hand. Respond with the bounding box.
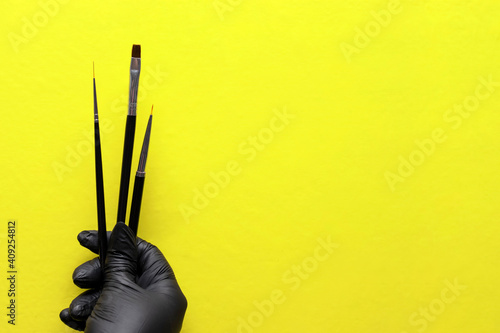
[60,222,187,332]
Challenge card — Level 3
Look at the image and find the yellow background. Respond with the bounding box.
[1,0,499,332]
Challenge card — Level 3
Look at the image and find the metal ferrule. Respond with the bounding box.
[137,115,152,173]
[128,57,141,116]
[93,78,100,123]
[136,171,146,177]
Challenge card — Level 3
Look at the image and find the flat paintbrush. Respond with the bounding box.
[117,44,141,224]
[93,63,107,269]
[129,106,153,235]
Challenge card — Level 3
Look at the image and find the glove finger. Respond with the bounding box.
[72,257,102,289]
[105,222,137,284]
[69,289,101,321]
[136,238,176,287]
[81,227,177,287]
[60,308,86,331]
[78,230,112,254]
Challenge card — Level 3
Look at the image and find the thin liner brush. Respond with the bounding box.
[93,62,107,269]
[117,44,141,224]
[129,105,153,236]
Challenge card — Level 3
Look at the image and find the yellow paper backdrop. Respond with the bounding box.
[1,0,499,332]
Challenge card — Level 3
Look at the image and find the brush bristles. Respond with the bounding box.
[132,44,141,58]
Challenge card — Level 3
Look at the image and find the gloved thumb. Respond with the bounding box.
[104,222,137,284]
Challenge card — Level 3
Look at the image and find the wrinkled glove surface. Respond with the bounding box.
[60,223,187,333]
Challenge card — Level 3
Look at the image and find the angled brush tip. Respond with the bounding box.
[132,44,141,58]
[151,105,154,115]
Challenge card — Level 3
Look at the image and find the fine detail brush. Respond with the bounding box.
[117,44,141,224]
[93,62,107,269]
[129,105,153,235]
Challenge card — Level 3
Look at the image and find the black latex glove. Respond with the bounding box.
[60,222,187,332]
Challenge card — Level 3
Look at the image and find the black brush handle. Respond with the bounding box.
[129,174,145,235]
[117,115,136,223]
[94,121,107,269]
